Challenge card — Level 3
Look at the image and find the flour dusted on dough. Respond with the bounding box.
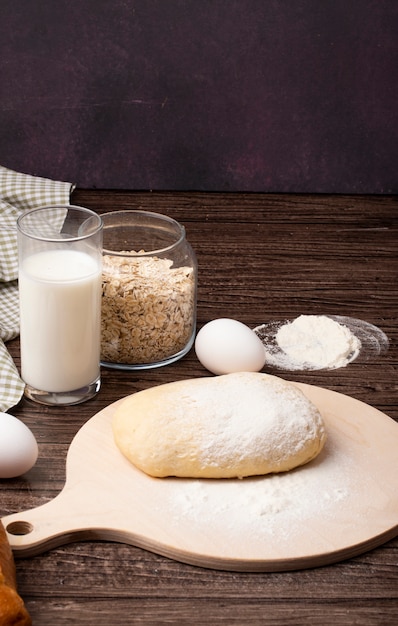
[112,372,326,479]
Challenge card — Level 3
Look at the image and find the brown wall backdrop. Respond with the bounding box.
[0,0,397,193]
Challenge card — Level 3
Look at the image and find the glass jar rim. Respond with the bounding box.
[101,209,186,257]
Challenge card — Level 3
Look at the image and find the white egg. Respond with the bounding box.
[0,412,39,478]
[195,318,266,375]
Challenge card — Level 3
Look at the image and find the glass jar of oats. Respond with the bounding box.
[100,210,197,369]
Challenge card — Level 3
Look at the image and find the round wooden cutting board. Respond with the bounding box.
[2,382,398,572]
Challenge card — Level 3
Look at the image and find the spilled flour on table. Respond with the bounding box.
[254,315,388,371]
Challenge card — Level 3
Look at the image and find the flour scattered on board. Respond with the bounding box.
[166,434,354,542]
[254,315,388,371]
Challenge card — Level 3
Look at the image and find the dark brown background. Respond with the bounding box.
[0,1,397,193]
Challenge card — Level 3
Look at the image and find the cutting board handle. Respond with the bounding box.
[2,481,110,557]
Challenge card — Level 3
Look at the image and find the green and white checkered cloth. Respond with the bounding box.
[0,165,76,411]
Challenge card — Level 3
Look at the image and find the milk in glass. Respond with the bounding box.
[19,249,102,392]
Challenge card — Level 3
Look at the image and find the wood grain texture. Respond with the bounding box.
[2,191,397,624]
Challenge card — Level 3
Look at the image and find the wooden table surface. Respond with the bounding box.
[2,190,397,625]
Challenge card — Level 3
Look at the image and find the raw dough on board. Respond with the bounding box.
[112,372,326,478]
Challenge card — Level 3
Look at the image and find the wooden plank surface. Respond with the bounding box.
[2,191,397,624]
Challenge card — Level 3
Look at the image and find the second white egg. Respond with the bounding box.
[0,412,39,478]
[195,318,266,375]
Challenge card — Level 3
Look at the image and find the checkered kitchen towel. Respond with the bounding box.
[0,165,75,411]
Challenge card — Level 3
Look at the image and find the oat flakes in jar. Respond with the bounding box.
[100,210,197,369]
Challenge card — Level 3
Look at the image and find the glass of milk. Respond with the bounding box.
[17,205,103,405]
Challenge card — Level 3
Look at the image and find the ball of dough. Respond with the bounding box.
[112,372,326,479]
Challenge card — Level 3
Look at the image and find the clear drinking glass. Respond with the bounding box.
[100,210,197,369]
[17,205,103,405]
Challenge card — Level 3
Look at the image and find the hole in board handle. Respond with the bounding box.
[6,521,34,536]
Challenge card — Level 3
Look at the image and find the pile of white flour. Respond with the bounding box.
[276,315,360,370]
[253,314,386,371]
